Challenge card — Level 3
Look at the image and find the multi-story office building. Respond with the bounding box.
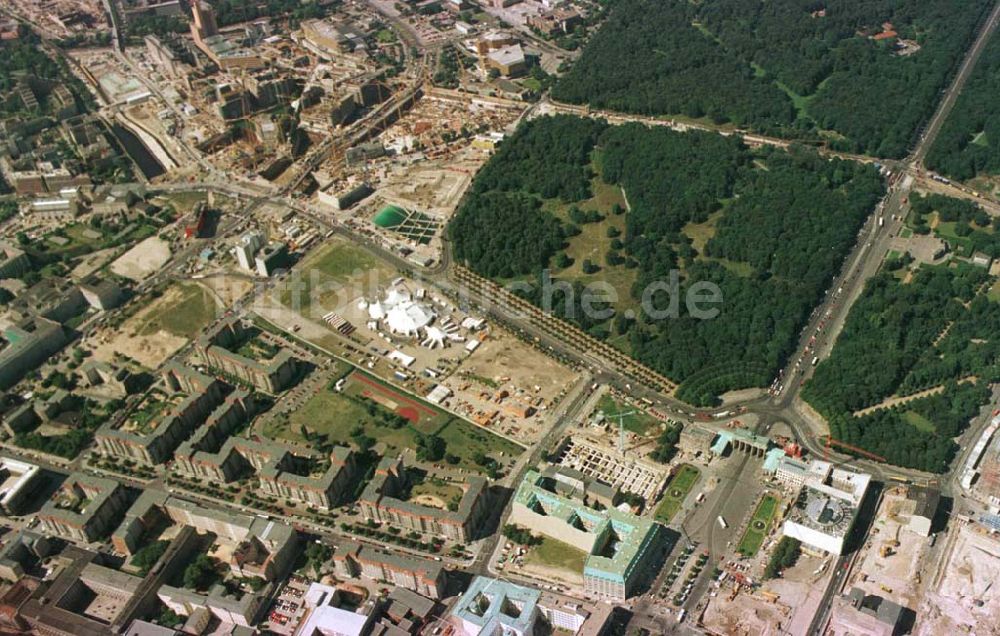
[509,470,666,601]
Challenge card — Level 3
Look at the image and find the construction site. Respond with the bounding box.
[839,487,936,612]
[916,521,1000,635]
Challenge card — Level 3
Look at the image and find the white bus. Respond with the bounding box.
[717,516,728,529]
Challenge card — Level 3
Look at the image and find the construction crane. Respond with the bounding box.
[606,409,635,455]
[818,435,887,463]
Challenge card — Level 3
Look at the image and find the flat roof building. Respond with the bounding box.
[449,576,540,636]
[509,470,666,601]
[112,489,298,581]
[333,540,446,600]
[95,364,226,464]
[196,318,298,393]
[359,455,490,543]
[38,473,129,543]
[0,457,43,514]
[783,466,872,555]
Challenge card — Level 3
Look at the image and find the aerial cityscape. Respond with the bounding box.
[0,0,998,635]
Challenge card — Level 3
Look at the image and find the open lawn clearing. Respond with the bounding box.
[596,394,659,436]
[654,464,700,524]
[683,210,723,255]
[136,282,217,339]
[409,476,465,510]
[903,410,936,433]
[91,282,215,369]
[281,238,395,319]
[343,371,452,434]
[267,371,522,474]
[523,536,588,578]
[737,494,779,557]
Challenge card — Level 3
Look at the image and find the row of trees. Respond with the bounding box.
[553,0,993,158]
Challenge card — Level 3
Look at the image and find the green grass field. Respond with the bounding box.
[989,280,1000,302]
[595,394,660,436]
[903,410,936,433]
[524,536,589,575]
[409,477,465,506]
[545,173,639,327]
[654,464,700,524]
[737,494,779,556]
[137,282,216,338]
[264,371,523,474]
[281,239,392,317]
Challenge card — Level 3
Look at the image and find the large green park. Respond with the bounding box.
[450,114,885,405]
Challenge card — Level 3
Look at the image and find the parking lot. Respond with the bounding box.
[265,575,309,635]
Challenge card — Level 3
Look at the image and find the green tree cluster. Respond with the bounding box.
[553,0,993,158]
[450,116,885,404]
[764,537,801,580]
[926,31,1000,180]
[803,263,996,471]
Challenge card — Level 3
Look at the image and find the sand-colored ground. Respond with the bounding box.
[701,553,831,636]
[111,236,171,280]
[916,524,1000,635]
[198,272,256,307]
[91,326,186,370]
[701,587,792,636]
[89,282,217,369]
[442,328,581,445]
[410,494,446,510]
[845,491,931,609]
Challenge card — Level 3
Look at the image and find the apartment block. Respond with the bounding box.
[196,318,297,393]
[95,364,226,464]
[38,474,129,543]
[359,456,490,543]
[175,432,355,510]
[112,489,297,581]
[333,540,446,599]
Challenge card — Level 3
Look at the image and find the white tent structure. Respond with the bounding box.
[368,287,437,337]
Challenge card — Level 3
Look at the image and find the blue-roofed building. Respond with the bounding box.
[450,576,540,636]
[979,513,1000,533]
[509,470,666,601]
[710,429,772,457]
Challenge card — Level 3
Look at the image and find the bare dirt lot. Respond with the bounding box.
[917,523,1000,635]
[89,282,218,369]
[702,552,832,636]
[110,236,172,281]
[443,328,581,445]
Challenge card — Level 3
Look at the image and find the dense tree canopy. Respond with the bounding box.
[451,116,884,404]
[802,262,997,472]
[449,191,567,278]
[553,0,993,158]
[926,30,1000,180]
